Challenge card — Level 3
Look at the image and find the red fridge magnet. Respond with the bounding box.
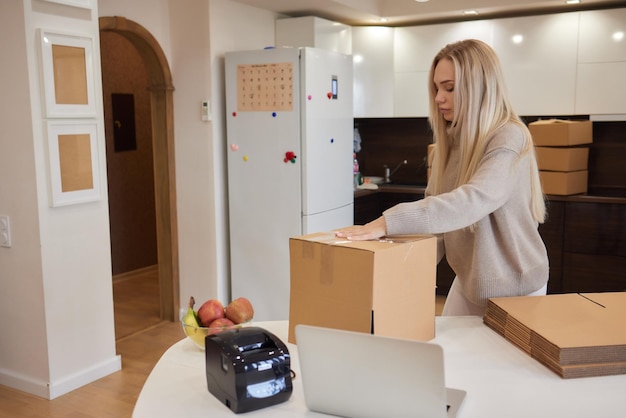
[284,151,297,163]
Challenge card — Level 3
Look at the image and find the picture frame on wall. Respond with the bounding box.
[40,0,93,10]
[46,120,101,207]
[39,29,96,118]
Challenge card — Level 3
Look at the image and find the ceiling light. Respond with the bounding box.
[613,31,624,41]
[512,34,524,44]
[463,10,478,16]
[380,17,388,23]
[565,0,580,4]
[415,0,430,2]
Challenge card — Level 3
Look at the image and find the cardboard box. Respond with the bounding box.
[535,146,589,172]
[529,119,593,147]
[485,292,626,379]
[288,232,437,344]
[427,143,435,167]
[540,170,588,195]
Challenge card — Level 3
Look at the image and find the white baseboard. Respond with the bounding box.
[0,368,50,399]
[0,355,122,400]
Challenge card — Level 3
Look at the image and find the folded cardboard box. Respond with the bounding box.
[540,170,588,195]
[288,232,437,344]
[427,143,435,167]
[484,292,626,378]
[529,119,593,147]
[535,146,589,172]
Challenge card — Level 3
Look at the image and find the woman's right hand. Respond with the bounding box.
[334,216,387,241]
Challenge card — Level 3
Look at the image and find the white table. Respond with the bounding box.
[133,317,626,417]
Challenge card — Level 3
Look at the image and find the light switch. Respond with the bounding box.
[0,215,11,248]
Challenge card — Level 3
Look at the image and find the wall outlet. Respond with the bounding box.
[0,215,11,248]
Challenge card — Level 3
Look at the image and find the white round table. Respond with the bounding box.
[133,317,626,417]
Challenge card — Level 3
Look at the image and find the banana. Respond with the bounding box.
[182,296,205,348]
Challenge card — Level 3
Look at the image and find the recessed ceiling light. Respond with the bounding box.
[565,0,580,4]
[463,10,478,16]
[613,31,624,41]
[380,17,388,22]
[415,0,430,2]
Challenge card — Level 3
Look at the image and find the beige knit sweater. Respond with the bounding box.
[383,122,549,307]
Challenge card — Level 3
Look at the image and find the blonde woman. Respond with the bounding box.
[335,39,549,316]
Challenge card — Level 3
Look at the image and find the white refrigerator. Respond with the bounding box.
[225,47,354,320]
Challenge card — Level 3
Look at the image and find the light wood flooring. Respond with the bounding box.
[0,267,185,418]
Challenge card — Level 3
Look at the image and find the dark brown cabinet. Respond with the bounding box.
[561,199,626,293]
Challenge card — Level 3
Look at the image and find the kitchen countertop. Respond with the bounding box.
[355,184,626,204]
[354,183,426,198]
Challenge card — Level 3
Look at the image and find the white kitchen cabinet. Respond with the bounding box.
[275,16,352,54]
[575,8,626,114]
[352,26,394,117]
[578,8,626,63]
[492,13,579,116]
[393,20,493,116]
[576,61,626,114]
[393,71,429,117]
[394,20,494,73]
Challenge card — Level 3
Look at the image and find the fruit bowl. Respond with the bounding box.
[181,320,252,350]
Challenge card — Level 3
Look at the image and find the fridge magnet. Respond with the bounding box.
[230,144,239,151]
[284,151,297,163]
[39,29,97,118]
[45,120,101,207]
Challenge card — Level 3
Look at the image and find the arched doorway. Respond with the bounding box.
[99,16,179,321]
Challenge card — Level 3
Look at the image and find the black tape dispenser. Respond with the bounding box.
[205,326,293,413]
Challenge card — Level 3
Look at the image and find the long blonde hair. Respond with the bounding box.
[427,39,545,223]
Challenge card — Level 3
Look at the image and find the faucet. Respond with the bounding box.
[384,160,408,183]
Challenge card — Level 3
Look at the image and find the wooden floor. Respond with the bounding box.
[0,268,185,418]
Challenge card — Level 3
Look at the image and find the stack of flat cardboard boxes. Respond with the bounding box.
[484,292,626,379]
[529,119,593,195]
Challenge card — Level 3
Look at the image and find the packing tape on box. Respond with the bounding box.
[320,245,334,286]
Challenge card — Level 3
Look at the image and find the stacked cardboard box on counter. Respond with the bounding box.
[529,119,593,195]
[484,292,626,379]
[426,143,435,182]
[288,232,437,344]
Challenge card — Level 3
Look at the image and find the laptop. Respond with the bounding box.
[295,324,466,418]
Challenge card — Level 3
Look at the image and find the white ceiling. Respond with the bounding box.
[230,0,626,26]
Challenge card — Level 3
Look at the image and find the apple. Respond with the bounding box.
[208,317,236,334]
[225,297,254,324]
[197,299,225,327]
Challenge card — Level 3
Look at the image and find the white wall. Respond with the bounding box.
[0,0,120,399]
[0,0,49,395]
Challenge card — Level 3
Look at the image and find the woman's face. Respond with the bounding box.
[433,58,455,122]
